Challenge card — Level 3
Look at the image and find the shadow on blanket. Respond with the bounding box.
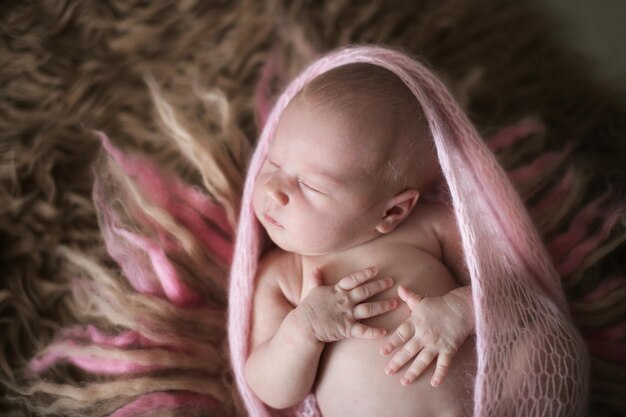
[1,0,625,416]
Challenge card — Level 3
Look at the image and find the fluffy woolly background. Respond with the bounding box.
[1,0,625,416]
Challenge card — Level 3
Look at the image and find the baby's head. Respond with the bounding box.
[253,63,439,256]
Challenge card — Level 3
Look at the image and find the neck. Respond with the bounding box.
[297,232,383,279]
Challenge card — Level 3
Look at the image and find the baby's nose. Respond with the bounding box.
[264,177,289,206]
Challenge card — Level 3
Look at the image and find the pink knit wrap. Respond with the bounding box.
[228,46,589,417]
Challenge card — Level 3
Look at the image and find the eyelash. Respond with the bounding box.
[298,180,320,193]
[268,159,324,194]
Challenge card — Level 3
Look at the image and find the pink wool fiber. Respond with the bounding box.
[99,132,233,266]
[108,391,220,417]
[26,134,232,414]
[228,46,589,417]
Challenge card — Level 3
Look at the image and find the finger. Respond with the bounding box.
[350,322,387,339]
[398,285,423,310]
[430,352,454,387]
[380,322,414,355]
[336,266,378,291]
[353,298,398,320]
[384,339,422,376]
[349,276,394,303]
[401,348,437,386]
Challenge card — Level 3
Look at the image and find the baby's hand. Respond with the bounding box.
[297,266,398,343]
[380,285,473,387]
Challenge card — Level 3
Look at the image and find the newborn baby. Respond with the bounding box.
[245,63,476,417]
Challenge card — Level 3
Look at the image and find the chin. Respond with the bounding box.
[266,232,319,255]
[271,237,305,254]
[262,227,292,252]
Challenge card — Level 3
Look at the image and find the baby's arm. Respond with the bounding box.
[245,251,322,409]
[245,252,397,409]
[436,205,474,333]
[381,204,474,387]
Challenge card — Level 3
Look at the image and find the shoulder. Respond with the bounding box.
[414,201,468,284]
[422,201,457,239]
[400,200,456,237]
[389,200,458,259]
[255,248,302,306]
[412,201,461,251]
[394,200,468,283]
[249,248,302,349]
[257,248,293,278]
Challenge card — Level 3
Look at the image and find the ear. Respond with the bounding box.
[375,189,420,234]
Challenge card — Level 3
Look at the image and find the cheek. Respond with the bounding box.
[327,211,366,239]
[330,198,382,238]
[298,204,367,247]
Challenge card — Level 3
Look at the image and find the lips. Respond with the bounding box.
[264,212,284,228]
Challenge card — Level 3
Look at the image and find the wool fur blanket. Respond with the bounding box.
[2,2,626,416]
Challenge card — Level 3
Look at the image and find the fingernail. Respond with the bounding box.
[431,380,439,387]
[385,368,392,375]
[401,378,409,386]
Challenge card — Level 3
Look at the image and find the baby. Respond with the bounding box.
[244,63,476,417]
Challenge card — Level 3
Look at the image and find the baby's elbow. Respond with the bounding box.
[262,395,301,410]
[246,382,301,410]
[244,358,301,410]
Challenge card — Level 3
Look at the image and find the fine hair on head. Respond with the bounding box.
[294,62,439,193]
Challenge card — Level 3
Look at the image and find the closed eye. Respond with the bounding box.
[299,180,325,195]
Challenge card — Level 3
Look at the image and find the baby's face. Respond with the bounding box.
[253,99,390,256]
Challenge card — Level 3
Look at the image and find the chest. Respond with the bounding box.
[297,233,450,306]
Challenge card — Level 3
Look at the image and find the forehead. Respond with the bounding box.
[270,98,388,177]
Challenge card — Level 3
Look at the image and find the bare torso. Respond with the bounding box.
[280,204,476,417]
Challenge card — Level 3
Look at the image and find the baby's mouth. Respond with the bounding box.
[263,212,284,229]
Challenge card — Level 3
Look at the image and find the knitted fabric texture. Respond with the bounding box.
[228,46,590,417]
